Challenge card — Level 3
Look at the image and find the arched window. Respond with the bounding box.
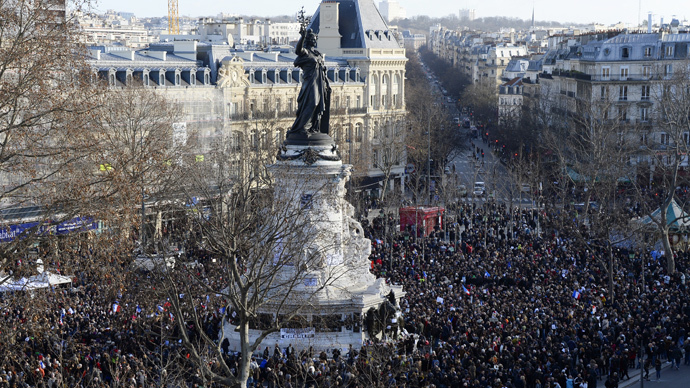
[204,72,210,85]
[143,74,149,86]
[109,73,115,86]
[175,73,180,86]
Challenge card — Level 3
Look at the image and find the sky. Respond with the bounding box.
[90,0,690,27]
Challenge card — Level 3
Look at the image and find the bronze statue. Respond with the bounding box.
[287,24,331,137]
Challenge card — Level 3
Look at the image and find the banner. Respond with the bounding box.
[280,327,315,339]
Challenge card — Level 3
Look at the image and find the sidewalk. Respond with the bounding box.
[619,360,674,388]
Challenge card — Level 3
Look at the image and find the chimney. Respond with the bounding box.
[317,1,342,55]
[648,12,652,33]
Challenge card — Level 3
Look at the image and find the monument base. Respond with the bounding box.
[284,131,334,147]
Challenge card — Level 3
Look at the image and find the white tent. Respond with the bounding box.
[0,271,72,292]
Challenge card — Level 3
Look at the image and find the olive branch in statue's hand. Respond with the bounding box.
[297,6,311,36]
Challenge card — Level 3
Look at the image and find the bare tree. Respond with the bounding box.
[635,63,690,274]
[143,138,357,388]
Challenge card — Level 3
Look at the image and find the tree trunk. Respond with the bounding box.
[239,323,252,388]
[660,229,676,274]
[608,245,615,302]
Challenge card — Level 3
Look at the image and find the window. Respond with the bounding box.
[684,132,690,145]
[600,86,608,100]
[175,73,180,86]
[620,67,629,79]
[601,67,610,80]
[346,96,351,108]
[643,66,652,78]
[334,70,339,82]
[143,74,149,86]
[640,107,649,122]
[622,47,629,58]
[644,47,653,57]
[619,85,628,101]
[618,106,627,121]
[204,73,210,84]
[355,123,362,142]
[665,64,673,76]
[641,85,650,101]
[665,45,673,57]
[300,194,313,210]
[660,133,669,145]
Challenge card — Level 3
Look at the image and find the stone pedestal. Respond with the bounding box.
[221,140,404,353]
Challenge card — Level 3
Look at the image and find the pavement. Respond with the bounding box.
[617,360,688,388]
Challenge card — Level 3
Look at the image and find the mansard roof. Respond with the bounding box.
[309,0,401,50]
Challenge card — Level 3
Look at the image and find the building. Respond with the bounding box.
[459,8,476,22]
[88,0,408,197]
[538,31,690,181]
[402,30,426,51]
[498,77,523,125]
[378,0,407,23]
[195,18,301,46]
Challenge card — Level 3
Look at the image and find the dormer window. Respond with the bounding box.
[159,71,165,86]
[143,73,149,86]
[204,72,210,85]
[261,71,267,84]
[334,69,339,82]
[644,46,653,57]
[621,47,630,58]
[175,73,180,86]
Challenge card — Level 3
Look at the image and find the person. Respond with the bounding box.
[654,358,662,380]
[287,27,331,137]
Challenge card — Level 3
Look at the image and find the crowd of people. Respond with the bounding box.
[361,200,690,388]
[1,196,689,388]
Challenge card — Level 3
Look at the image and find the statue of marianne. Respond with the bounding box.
[288,26,331,137]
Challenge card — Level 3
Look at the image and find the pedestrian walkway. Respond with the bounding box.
[619,360,674,388]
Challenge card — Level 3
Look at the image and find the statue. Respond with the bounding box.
[287,9,331,139]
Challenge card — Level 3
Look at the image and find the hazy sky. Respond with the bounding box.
[90,0,689,27]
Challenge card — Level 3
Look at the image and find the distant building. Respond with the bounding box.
[402,30,426,51]
[459,8,476,22]
[378,0,407,23]
[88,0,408,195]
[498,77,523,125]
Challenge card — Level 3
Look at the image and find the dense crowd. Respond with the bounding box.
[362,201,690,388]
[0,199,689,388]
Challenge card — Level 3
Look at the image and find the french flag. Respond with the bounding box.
[572,290,581,299]
[112,303,121,313]
[462,285,471,295]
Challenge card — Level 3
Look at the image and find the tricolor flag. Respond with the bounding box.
[112,303,121,313]
[572,290,581,299]
[136,305,142,314]
[591,305,597,314]
[169,312,174,321]
[68,307,74,315]
[157,305,164,313]
[462,285,471,295]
